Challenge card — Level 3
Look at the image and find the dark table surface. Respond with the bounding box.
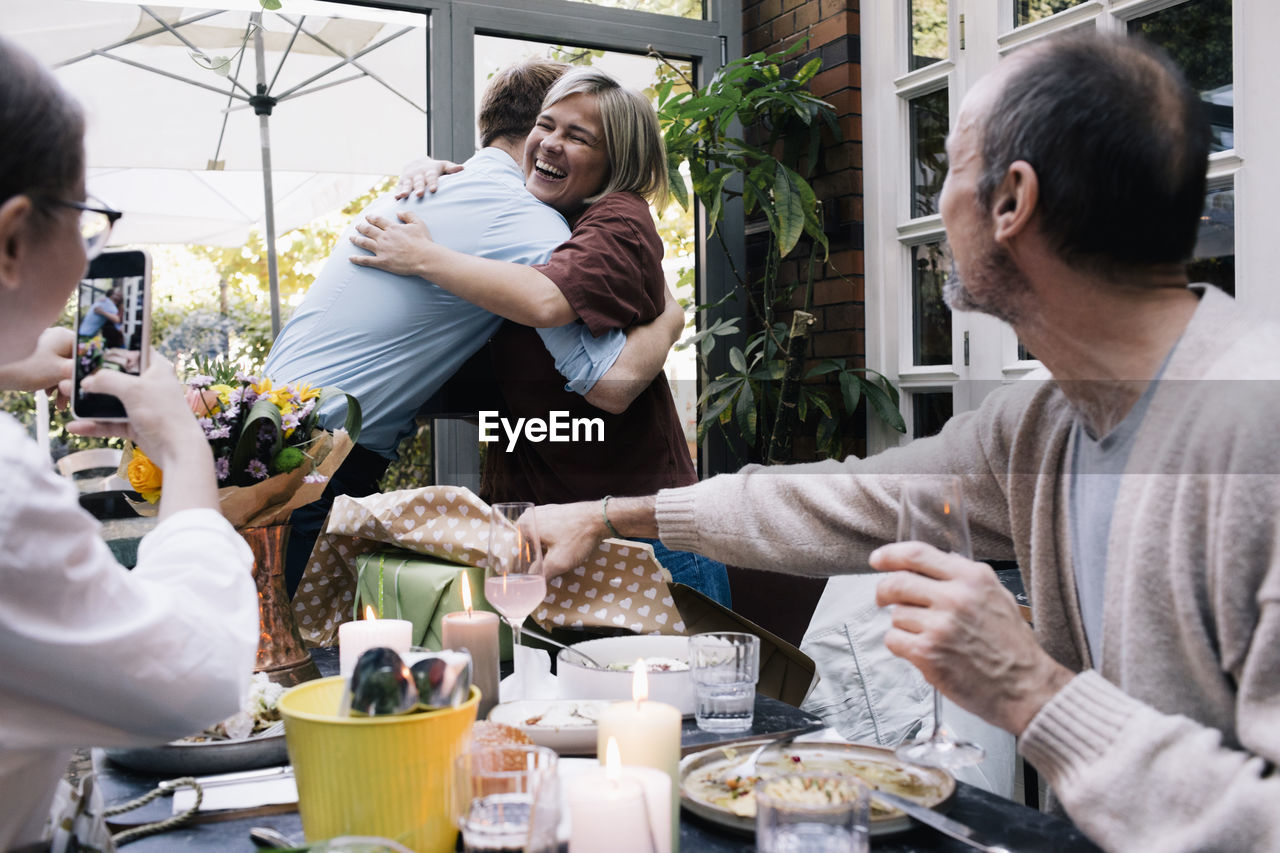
[96,648,1100,852]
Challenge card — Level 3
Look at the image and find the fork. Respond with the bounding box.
[718,723,827,784]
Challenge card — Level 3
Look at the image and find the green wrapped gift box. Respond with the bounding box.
[355,550,515,661]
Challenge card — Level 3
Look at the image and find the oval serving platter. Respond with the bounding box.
[104,731,287,776]
[679,739,955,837]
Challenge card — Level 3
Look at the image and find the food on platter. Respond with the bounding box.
[680,741,953,832]
[602,657,688,673]
[177,672,285,743]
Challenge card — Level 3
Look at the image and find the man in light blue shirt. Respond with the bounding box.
[266,60,677,591]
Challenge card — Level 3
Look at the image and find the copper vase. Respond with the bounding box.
[241,523,321,687]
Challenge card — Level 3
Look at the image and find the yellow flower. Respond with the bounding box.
[127,448,164,504]
[210,383,235,409]
[294,381,321,403]
[252,376,294,410]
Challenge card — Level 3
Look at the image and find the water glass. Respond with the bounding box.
[453,745,559,853]
[689,632,760,733]
[755,773,870,853]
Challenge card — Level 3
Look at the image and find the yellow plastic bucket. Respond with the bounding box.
[279,676,479,852]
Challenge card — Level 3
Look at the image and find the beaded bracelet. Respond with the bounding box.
[601,494,621,538]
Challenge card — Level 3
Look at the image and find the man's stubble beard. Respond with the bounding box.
[943,238,1031,326]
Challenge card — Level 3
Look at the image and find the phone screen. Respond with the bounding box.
[72,250,151,420]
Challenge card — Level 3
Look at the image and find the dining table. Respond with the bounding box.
[94,647,1101,852]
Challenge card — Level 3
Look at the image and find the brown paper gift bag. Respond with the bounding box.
[292,486,682,646]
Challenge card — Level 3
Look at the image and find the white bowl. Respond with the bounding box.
[556,635,695,715]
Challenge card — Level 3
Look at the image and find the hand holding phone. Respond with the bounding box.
[72,250,151,420]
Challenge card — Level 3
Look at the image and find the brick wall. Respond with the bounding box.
[741,0,864,461]
[727,0,863,645]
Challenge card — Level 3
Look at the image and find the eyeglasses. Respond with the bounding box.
[45,197,123,259]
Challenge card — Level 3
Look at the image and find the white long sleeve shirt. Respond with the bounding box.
[0,414,258,849]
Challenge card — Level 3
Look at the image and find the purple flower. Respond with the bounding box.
[207,425,231,440]
[246,459,269,480]
[189,374,214,387]
[214,457,230,481]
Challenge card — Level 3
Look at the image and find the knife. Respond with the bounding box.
[872,790,1012,853]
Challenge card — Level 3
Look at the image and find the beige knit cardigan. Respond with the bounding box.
[655,287,1280,852]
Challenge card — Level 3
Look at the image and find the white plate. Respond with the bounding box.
[680,739,955,837]
[489,699,611,755]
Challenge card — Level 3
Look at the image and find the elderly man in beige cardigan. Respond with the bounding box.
[531,32,1280,853]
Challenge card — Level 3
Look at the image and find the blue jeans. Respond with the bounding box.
[637,538,732,608]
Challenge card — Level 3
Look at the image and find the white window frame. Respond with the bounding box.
[863,0,1278,454]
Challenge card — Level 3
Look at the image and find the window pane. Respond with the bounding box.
[909,0,948,71]
[1014,0,1089,28]
[1189,185,1234,297]
[910,87,949,218]
[912,391,953,438]
[911,240,952,366]
[1128,0,1233,153]
[563,0,703,19]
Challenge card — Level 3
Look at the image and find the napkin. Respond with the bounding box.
[171,771,298,815]
[499,645,559,702]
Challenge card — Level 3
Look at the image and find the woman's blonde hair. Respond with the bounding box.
[543,67,669,208]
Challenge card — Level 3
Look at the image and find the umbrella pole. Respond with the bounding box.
[252,13,282,337]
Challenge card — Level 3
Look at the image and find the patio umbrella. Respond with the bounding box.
[3,0,430,334]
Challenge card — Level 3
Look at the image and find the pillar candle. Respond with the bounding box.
[596,663,681,852]
[566,740,672,853]
[338,606,412,679]
[442,572,501,719]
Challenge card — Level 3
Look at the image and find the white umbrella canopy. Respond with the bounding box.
[87,166,380,246]
[2,0,429,329]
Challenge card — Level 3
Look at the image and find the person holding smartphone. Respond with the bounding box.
[0,36,258,850]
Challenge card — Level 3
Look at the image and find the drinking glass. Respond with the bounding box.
[755,773,870,853]
[453,744,559,853]
[892,476,985,769]
[485,502,546,673]
[689,632,760,732]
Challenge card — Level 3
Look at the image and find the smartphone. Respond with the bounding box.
[72,249,151,420]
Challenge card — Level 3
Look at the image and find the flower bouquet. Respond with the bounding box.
[77,334,104,377]
[122,358,362,684]
[123,359,361,528]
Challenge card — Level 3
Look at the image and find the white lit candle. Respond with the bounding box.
[338,605,412,679]
[597,661,681,851]
[442,571,501,719]
[565,738,672,853]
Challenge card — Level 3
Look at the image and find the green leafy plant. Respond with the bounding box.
[655,42,904,464]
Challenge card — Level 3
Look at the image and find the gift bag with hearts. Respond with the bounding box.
[292,486,683,646]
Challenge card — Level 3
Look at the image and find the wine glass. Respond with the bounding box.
[893,476,986,769]
[485,502,546,670]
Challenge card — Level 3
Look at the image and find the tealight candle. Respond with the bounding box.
[338,605,412,679]
[441,571,500,719]
[596,661,681,852]
[565,738,672,853]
